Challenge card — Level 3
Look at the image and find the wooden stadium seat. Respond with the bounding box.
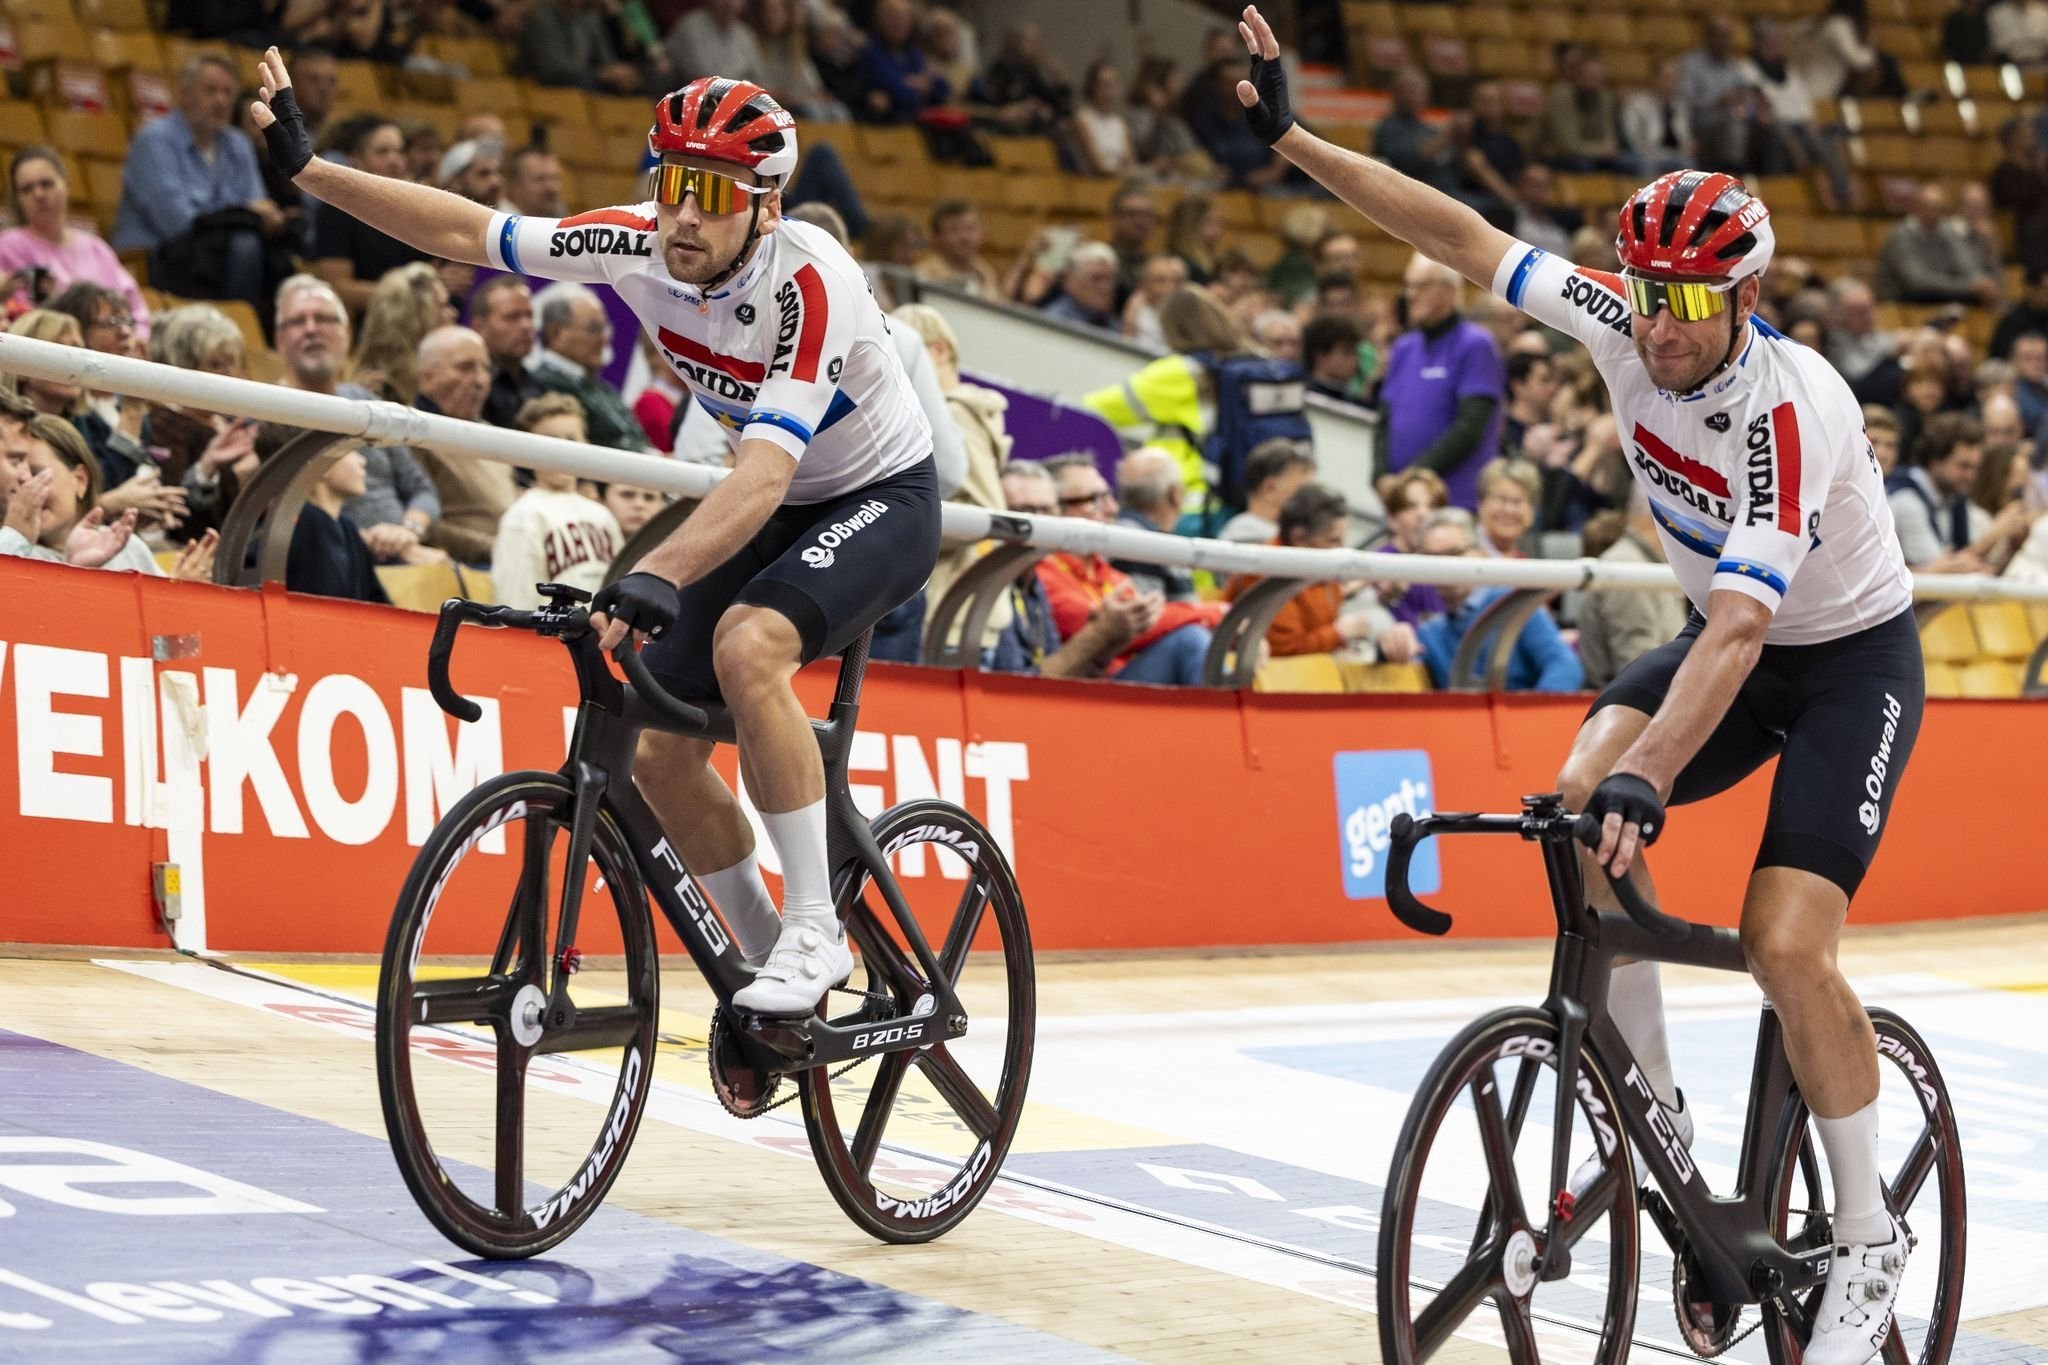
[453,74,524,119]
[1470,40,1526,79]
[329,59,386,114]
[115,68,173,125]
[1253,653,1346,693]
[522,82,592,128]
[1344,0,1400,34]
[1338,660,1432,693]
[1968,601,2034,660]
[1458,6,1517,41]
[377,563,467,613]
[540,121,613,170]
[1399,5,1459,38]
[0,100,48,148]
[1066,177,1120,214]
[2029,601,2048,642]
[589,93,649,140]
[385,101,457,140]
[1918,604,1978,664]
[1956,660,2022,697]
[1756,174,1816,214]
[419,35,507,78]
[1420,36,1470,78]
[1923,659,1961,697]
[29,61,113,114]
[1518,8,1579,46]
[855,123,927,165]
[91,29,164,75]
[11,13,93,67]
[989,136,1058,174]
[1635,14,1698,50]
[75,155,124,218]
[1872,24,1932,60]
[45,110,127,161]
[77,0,156,30]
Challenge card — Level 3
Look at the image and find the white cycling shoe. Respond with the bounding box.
[732,920,853,1015]
[1802,1215,1909,1365]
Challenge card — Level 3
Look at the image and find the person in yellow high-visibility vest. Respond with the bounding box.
[1082,286,1252,531]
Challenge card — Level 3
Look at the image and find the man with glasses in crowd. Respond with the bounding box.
[1236,9,1922,1359]
[250,57,940,1013]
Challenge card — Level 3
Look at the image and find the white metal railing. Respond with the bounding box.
[2,330,2044,604]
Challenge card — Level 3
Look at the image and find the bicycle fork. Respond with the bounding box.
[537,758,608,1032]
[1537,995,1591,1283]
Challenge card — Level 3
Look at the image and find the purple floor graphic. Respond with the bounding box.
[0,1029,1117,1363]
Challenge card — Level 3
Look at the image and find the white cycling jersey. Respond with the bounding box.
[485,206,932,504]
[1492,241,1912,644]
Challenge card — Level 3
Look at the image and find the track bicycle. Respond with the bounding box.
[374,584,1034,1258]
[1375,793,1965,1364]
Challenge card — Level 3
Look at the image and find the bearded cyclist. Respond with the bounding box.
[1230,10,1919,1361]
[251,53,939,1016]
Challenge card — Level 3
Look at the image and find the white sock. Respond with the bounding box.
[1815,1099,1891,1244]
[1610,962,1682,1114]
[697,851,781,966]
[760,799,839,940]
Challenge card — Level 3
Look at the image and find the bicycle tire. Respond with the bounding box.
[1761,1008,1966,1365]
[376,771,660,1260]
[800,798,1034,1243]
[1378,1006,1639,1365]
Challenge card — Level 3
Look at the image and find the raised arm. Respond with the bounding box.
[1234,6,1513,291]
[249,48,496,268]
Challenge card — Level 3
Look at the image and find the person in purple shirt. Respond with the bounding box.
[858,0,949,124]
[1379,252,1506,510]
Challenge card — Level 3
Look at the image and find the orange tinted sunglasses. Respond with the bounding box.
[647,163,771,215]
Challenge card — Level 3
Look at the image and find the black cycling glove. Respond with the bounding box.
[1241,48,1297,145]
[259,86,314,179]
[1584,773,1666,846]
[590,572,681,641]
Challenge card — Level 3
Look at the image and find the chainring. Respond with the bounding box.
[1673,1251,1748,1357]
[707,1005,782,1119]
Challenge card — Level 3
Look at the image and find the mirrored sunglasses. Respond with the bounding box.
[646,163,772,215]
[1622,273,1737,323]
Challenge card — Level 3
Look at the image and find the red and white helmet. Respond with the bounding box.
[1616,170,1775,281]
[649,77,799,183]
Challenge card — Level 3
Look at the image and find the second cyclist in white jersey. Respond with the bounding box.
[1231,9,1917,1363]
[252,56,939,1017]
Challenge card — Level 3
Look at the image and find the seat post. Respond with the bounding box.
[830,629,872,717]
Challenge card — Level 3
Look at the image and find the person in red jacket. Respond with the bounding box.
[1037,454,1223,684]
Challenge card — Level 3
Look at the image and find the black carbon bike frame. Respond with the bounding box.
[1385,794,1835,1305]
[426,589,969,1070]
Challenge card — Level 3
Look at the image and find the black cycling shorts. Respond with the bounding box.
[1588,607,1923,899]
[640,457,940,700]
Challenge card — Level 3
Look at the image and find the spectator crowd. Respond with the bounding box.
[6,0,2047,694]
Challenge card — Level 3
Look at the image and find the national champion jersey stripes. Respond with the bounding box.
[1491,241,1910,644]
[485,210,930,504]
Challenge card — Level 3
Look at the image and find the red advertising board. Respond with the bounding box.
[1,559,2040,953]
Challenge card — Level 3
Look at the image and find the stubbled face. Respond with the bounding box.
[654,155,780,286]
[182,61,236,136]
[1630,276,1758,394]
[358,124,407,179]
[276,287,349,383]
[509,153,565,217]
[473,283,535,365]
[1930,442,1982,498]
[935,209,982,261]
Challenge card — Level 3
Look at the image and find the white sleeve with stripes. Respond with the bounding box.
[483,206,657,285]
[1489,241,1640,367]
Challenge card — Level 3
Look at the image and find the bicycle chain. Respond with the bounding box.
[714,982,902,1118]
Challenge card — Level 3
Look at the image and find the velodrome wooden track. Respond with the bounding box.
[2,918,2044,1363]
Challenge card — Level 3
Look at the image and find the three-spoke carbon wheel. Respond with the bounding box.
[1763,1009,1966,1365]
[1378,1007,1640,1364]
[377,772,659,1259]
[800,799,1034,1243]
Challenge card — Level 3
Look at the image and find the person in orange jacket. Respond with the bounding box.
[1224,482,1421,660]
[1037,454,1224,684]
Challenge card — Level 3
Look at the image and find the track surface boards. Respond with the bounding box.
[2,916,2044,1363]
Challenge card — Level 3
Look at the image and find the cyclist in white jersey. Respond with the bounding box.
[1233,10,1916,1361]
[252,55,939,1016]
